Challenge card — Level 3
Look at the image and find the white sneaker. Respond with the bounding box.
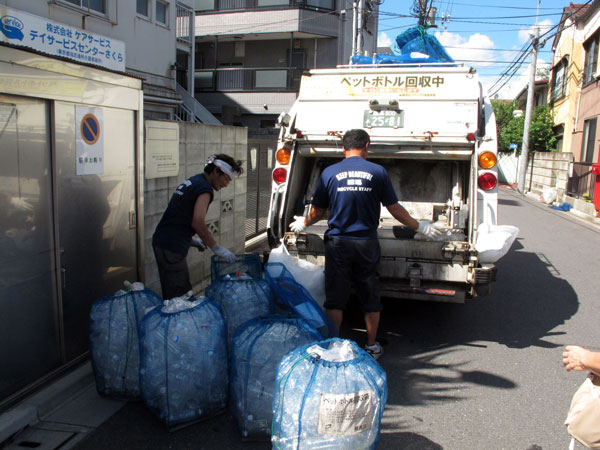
[364,342,383,360]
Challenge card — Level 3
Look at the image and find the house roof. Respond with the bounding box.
[515,79,549,102]
[552,3,592,50]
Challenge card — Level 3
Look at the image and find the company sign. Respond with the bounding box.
[0,6,125,72]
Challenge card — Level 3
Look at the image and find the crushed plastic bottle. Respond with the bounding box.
[272,338,387,450]
[89,282,162,398]
[230,316,321,440]
[138,296,228,428]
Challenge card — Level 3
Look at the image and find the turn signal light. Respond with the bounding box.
[276,147,291,165]
[273,167,287,184]
[466,132,476,142]
[478,151,497,169]
[478,172,497,191]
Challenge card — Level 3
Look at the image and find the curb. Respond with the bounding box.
[0,362,94,445]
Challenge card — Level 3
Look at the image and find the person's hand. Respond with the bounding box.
[290,216,306,233]
[211,245,236,263]
[191,235,207,252]
[563,345,590,372]
[417,220,444,239]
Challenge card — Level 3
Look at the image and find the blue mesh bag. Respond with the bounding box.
[205,254,274,350]
[230,316,322,440]
[272,338,387,450]
[138,296,228,428]
[88,282,162,398]
[264,262,337,339]
[392,26,453,62]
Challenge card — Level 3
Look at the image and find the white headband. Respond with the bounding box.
[212,158,234,179]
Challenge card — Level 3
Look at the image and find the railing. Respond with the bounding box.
[567,162,596,200]
[196,0,334,13]
[176,3,194,45]
[195,67,303,92]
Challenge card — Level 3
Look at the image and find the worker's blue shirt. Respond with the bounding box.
[311,156,398,239]
[152,173,214,255]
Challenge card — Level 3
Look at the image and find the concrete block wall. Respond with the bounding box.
[143,122,248,297]
[525,151,573,199]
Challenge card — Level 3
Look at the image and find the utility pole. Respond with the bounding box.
[517,6,541,194]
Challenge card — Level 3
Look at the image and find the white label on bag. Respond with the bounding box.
[317,390,374,436]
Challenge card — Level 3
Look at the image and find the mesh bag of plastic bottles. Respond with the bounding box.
[138,295,228,428]
[205,253,274,350]
[264,262,337,339]
[272,338,387,450]
[230,316,322,440]
[88,281,162,398]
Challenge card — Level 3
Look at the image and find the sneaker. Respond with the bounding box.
[364,342,383,360]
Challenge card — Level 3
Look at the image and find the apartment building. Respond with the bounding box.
[193,0,379,134]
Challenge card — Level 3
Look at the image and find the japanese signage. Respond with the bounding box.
[76,106,104,175]
[299,71,480,100]
[0,6,125,72]
[145,121,180,179]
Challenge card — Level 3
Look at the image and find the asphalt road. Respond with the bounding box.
[74,187,600,450]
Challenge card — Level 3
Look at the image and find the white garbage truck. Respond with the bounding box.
[267,63,500,303]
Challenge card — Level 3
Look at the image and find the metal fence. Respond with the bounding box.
[246,139,277,239]
[195,68,303,92]
[567,162,596,200]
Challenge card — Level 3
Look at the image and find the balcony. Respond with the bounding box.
[195,0,335,13]
[195,67,303,92]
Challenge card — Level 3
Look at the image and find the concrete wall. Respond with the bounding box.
[525,151,574,199]
[144,122,248,296]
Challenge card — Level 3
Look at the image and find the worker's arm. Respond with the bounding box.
[191,193,216,248]
[563,346,600,377]
[290,205,327,233]
[385,202,419,230]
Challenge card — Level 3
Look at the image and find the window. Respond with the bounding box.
[156,1,168,24]
[195,0,215,11]
[551,57,568,102]
[136,0,149,16]
[64,0,105,13]
[583,33,599,85]
[581,118,597,163]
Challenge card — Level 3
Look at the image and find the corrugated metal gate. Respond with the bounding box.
[246,139,276,239]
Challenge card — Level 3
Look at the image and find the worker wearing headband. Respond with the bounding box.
[152,154,244,299]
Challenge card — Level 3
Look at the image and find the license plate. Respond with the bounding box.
[363,110,404,128]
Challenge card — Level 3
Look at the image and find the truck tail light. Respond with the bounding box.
[273,168,287,184]
[478,151,497,169]
[478,172,497,191]
[466,132,476,142]
[276,147,291,165]
[296,130,303,138]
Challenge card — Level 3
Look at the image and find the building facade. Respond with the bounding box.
[193,1,379,134]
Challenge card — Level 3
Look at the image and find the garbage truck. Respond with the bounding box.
[266,62,501,303]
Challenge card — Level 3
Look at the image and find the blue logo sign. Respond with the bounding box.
[0,15,24,41]
[509,143,518,150]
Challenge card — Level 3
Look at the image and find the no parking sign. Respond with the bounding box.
[76,106,104,175]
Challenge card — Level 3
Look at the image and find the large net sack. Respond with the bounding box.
[264,262,337,339]
[205,254,274,350]
[89,282,162,398]
[230,316,322,440]
[272,338,387,450]
[139,296,228,428]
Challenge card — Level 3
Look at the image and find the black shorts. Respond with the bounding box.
[153,245,191,300]
[323,237,382,313]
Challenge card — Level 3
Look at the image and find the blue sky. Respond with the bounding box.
[377,0,576,99]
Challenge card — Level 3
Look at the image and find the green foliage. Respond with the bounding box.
[491,100,556,153]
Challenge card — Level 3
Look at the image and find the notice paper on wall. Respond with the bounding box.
[76,106,104,176]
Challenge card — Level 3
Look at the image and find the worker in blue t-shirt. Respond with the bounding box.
[290,129,442,359]
[152,154,243,300]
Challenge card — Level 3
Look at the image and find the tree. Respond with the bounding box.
[492,100,516,152]
[491,101,556,153]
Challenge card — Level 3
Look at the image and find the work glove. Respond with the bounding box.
[211,245,236,263]
[290,215,306,233]
[417,220,444,240]
[191,235,207,252]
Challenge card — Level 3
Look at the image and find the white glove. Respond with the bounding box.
[417,220,444,239]
[191,235,207,252]
[290,215,306,233]
[211,245,236,262]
